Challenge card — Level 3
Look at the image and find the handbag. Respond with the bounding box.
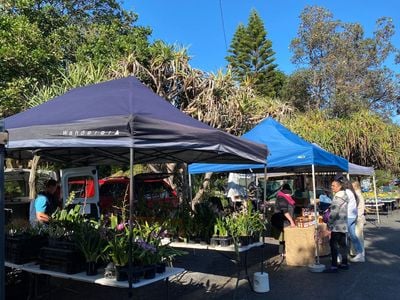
[322,208,331,223]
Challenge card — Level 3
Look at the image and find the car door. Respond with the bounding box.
[60,166,100,219]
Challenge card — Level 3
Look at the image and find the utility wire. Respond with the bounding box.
[219,0,228,51]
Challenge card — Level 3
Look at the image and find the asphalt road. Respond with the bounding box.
[6,211,400,299]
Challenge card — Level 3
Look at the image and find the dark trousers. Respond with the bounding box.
[330,231,348,267]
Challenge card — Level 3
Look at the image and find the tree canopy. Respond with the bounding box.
[289,6,400,118]
[1,3,399,177]
[226,9,284,97]
[0,0,151,117]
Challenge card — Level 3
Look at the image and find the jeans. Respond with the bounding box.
[348,217,363,255]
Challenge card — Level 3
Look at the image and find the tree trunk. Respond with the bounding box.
[191,172,213,209]
[28,156,40,199]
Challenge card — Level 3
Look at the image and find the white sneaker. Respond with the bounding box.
[337,253,342,265]
[350,253,365,262]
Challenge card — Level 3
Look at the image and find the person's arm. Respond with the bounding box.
[277,197,296,227]
[34,195,50,223]
[36,211,50,222]
[284,212,296,227]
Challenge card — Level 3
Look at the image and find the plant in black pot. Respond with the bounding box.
[156,244,187,273]
[104,215,130,281]
[74,219,106,276]
[211,217,232,247]
[136,239,158,279]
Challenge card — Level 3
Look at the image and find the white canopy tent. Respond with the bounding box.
[347,162,380,223]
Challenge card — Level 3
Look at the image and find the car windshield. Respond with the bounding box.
[100,182,128,199]
[141,181,171,200]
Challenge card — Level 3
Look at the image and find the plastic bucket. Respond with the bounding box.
[253,272,270,293]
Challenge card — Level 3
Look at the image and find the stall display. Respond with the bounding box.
[284,222,330,267]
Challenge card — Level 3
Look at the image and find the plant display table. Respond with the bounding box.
[169,241,263,294]
[5,261,184,299]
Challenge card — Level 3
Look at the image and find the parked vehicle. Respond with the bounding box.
[62,168,178,216]
[99,173,179,214]
[4,168,56,223]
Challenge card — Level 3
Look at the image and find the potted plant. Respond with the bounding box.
[135,239,158,279]
[192,202,217,244]
[211,217,232,247]
[74,219,106,275]
[156,244,187,273]
[104,217,129,281]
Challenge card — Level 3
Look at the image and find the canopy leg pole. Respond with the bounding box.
[0,134,5,300]
[309,164,325,272]
[372,175,380,224]
[263,165,267,203]
[261,164,267,274]
[188,168,193,205]
[128,147,135,298]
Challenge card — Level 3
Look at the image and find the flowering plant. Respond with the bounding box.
[104,214,129,266]
[135,238,158,265]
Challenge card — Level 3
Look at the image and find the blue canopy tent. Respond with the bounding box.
[189,117,348,174]
[189,117,348,272]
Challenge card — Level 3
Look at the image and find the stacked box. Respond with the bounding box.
[39,245,84,274]
[5,235,47,264]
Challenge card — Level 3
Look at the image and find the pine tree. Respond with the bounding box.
[226,10,281,97]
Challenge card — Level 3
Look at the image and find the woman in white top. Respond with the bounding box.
[335,175,364,262]
[351,181,365,258]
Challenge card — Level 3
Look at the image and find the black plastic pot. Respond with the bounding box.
[115,265,128,281]
[86,261,97,276]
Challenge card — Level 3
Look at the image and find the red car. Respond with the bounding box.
[98,173,179,214]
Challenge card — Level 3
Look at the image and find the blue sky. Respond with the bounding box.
[128,0,399,123]
[129,0,400,75]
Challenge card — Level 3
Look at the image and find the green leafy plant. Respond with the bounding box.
[214,217,228,237]
[105,230,129,267]
[193,202,217,242]
[74,220,106,263]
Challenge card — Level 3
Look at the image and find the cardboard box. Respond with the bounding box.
[284,226,315,266]
[317,223,331,256]
[284,224,331,266]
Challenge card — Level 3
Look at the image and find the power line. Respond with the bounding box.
[219,0,228,51]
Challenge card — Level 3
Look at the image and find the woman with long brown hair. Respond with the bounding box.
[324,177,349,273]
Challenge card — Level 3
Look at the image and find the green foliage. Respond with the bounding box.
[374,169,395,187]
[6,218,44,236]
[105,229,129,266]
[284,109,400,173]
[74,219,106,263]
[192,202,217,241]
[214,217,228,237]
[290,5,400,117]
[226,9,282,97]
[281,69,314,111]
[0,0,151,117]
